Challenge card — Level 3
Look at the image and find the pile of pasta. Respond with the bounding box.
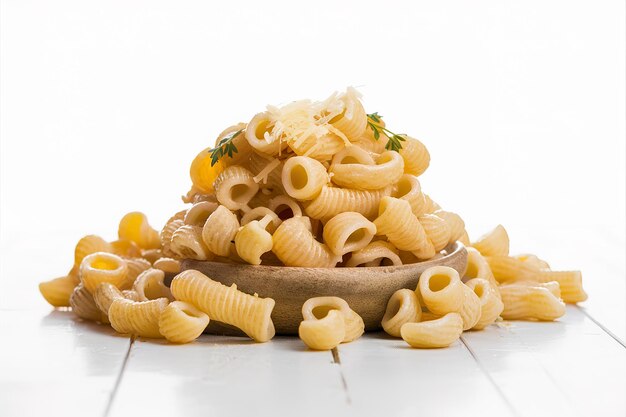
[38,88,587,349]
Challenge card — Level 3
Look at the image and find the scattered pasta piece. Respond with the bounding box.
[417,266,464,315]
[159,301,210,344]
[464,278,504,330]
[299,310,346,351]
[79,252,128,294]
[499,284,566,321]
[108,297,169,338]
[39,276,77,307]
[381,289,421,337]
[472,224,510,257]
[401,313,463,348]
[118,212,161,250]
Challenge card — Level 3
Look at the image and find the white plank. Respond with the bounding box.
[0,309,130,417]
[461,306,626,417]
[335,333,515,417]
[108,335,350,417]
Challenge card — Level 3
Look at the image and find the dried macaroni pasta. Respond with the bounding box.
[299,309,345,351]
[213,166,259,211]
[398,136,430,177]
[234,216,274,265]
[400,313,463,348]
[464,278,503,329]
[329,150,404,190]
[133,269,174,301]
[417,266,464,315]
[79,252,128,294]
[304,185,391,222]
[170,225,211,261]
[472,224,510,257]
[499,283,566,321]
[118,212,161,250]
[345,241,402,267]
[282,156,329,200]
[70,284,109,323]
[301,296,364,343]
[74,235,113,268]
[108,297,169,338]
[322,212,377,256]
[201,205,239,257]
[272,217,339,267]
[184,201,219,226]
[158,301,210,344]
[381,289,421,337]
[39,275,77,307]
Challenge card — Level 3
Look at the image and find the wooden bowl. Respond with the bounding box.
[180,242,467,335]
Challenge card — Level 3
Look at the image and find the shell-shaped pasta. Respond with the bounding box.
[93,282,124,315]
[140,249,163,264]
[328,92,367,141]
[418,214,451,252]
[398,135,430,177]
[74,235,113,268]
[299,310,346,350]
[373,197,435,259]
[434,210,466,243]
[202,205,239,257]
[464,278,504,330]
[184,201,219,226]
[330,150,404,190]
[514,253,551,270]
[161,211,186,257]
[39,276,78,307]
[170,225,211,261]
[345,241,402,267]
[235,220,273,265]
[268,195,303,220]
[458,284,481,330]
[392,174,427,216]
[133,269,174,301]
[301,296,364,343]
[472,225,510,257]
[272,217,339,267]
[215,123,253,167]
[108,297,169,338]
[110,239,142,259]
[170,270,276,342]
[381,289,421,337]
[189,149,225,194]
[158,301,210,344]
[120,257,152,289]
[323,212,376,256]
[485,255,539,283]
[240,207,282,233]
[417,266,464,315]
[70,284,109,323]
[464,247,500,297]
[422,194,441,214]
[537,270,587,303]
[245,112,287,155]
[305,185,391,222]
[289,133,345,161]
[118,212,161,250]
[213,166,259,211]
[80,252,128,294]
[153,257,181,274]
[282,156,329,201]
[499,284,566,321]
[400,313,463,348]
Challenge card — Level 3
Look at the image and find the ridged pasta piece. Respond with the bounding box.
[422,194,441,214]
[110,238,142,258]
[326,92,367,141]
[305,185,392,223]
[282,156,329,200]
[392,174,427,216]
[418,214,451,252]
[417,266,464,315]
[120,257,152,289]
[401,313,463,348]
[213,166,259,211]
[170,270,276,342]
[39,276,78,307]
[433,210,466,243]
[486,255,539,283]
[458,230,471,246]
[248,151,285,193]
[289,133,345,161]
[323,212,377,256]
[70,284,109,323]
[514,253,551,270]
[499,284,566,321]
[464,247,500,297]
[153,257,181,274]
[537,270,587,303]
[458,284,481,330]
[80,252,128,294]
[381,289,422,337]
[299,310,346,350]
[170,225,211,261]
[140,249,163,264]
[245,112,287,155]
[133,269,174,301]
[354,127,389,154]
[464,278,504,330]
[472,225,510,256]
[74,235,113,268]
[158,301,210,344]
[240,207,282,233]
[235,217,274,265]
[93,282,124,315]
[330,145,375,166]
[509,280,562,299]
[268,195,303,220]
[214,122,253,167]
[118,212,161,249]
[108,297,169,338]
[184,201,219,226]
[202,205,239,257]
[122,289,141,302]
[398,135,430,177]
[373,197,435,259]
[345,241,402,267]
[301,296,364,343]
[272,217,339,267]
[330,151,404,191]
[160,211,186,257]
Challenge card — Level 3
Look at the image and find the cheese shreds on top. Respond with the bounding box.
[252,158,281,184]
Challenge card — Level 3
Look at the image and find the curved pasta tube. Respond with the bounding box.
[74,235,113,268]
[110,238,142,259]
[213,166,259,211]
[93,282,124,315]
[422,194,441,214]
[39,276,77,307]
[353,125,389,154]
[398,135,430,177]
[70,284,109,323]
[159,301,210,344]
[282,156,329,201]
[268,195,303,220]
[214,122,253,167]
[170,270,276,342]
[328,90,367,141]
[184,201,219,226]
[202,205,239,257]
[472,225,510,257]
[458,230,471,246]
[235,216,274,265]
[464,247,500,297]
[140,249,163,264]
[465,278,504,330]
[485,255,540,283]
[512,280,561,298]
[170,225,211,261]
[189,150,225,194]
[153,257,181,274]
[301,296,364,343]
[245,112,287,155]
[122,289,141,302]
[400,313,463,348]
[458,284,481,330]
[391,174,427,216]
[118,212,161,250]
[330,150,404,191]
[433,210,466,243]
[418,214,451,252]
[299,310,346,350]
[514,253,551,270]
[381,289,421,337]
[120,257,152,289]
[305,185,392,222]
[331,145,375,166]
[240,207,282,233]
[272,217,339,267]
[80,252,128,294]
[323,212,376,256]
[133,269,174,301]
[537,270,587,303]
[373,197,435,259]
[499,284,566,321]
[289,133,345,161]
[345,241,402,267]
[417,266,464,315]
[160,210,186,257]
[108,297,169,338]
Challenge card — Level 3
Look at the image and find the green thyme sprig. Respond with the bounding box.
[366,112,406,152]
[208,129,243,166]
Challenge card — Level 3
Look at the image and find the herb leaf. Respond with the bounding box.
[366,113,405,152]
[208,129,243,167]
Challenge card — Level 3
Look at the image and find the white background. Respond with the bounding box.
[1,0,624,307]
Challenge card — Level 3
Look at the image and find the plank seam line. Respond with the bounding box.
[460,336,521,417]
[576,306,626,349]
[331,347,352,406]
[103,335,135,417]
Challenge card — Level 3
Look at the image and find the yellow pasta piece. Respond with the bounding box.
[170,270,276,342]
[486,255,540,283]
[234,217,274,265]
[272,217,339,267]
[422,194,441,214]
[464,278,504,330]
[400,313,463,348]
[289,133,345,161]
[214,122,253,167]
[153,257,181,274]
[299,310,346,351]
[202,205,239,257]
[353,127,389,154]
[158,301,210,344]
[110,238,142,258]
[472,224,510,257]
[345,240,402,267]
[328,89,367,141]
[514,253,551,270]
[381,289,422,337]
[305,185,391,222]
[398,136,430,177]
[373,197,435,259]
[70,284,109,323]
[133,269,174,301]
[245,112,287,155]
[93,282,124,315]
[330,150,404,190]
[392,174,428,216]
[282,156,329,201]
[323,212,377,256]
[170,225,211,261]
[458,230,471,246]
[240,207,282,233]
[213,166,259,211]
[74,235,113,268]
[268,195,303,220]
[418,214,451,252]
[301,296,364,343]
[464,247,500,297]
[417,266,464,315]
[510,280,562,298]
[184,201,219,226]
[331,145,375,166]
[39,276,78,307]
[458,284,481,330]
[108,297,169,338]
[120,257,152,289]
[433,210,466,243]
[118,212,161,250]
[499,284,566,321]
[140,249,163,264]
[122,289,142,302]
[160,212,186,258]
[537,270,587,303]
[189,150,225,194]
[79,252,128,294]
